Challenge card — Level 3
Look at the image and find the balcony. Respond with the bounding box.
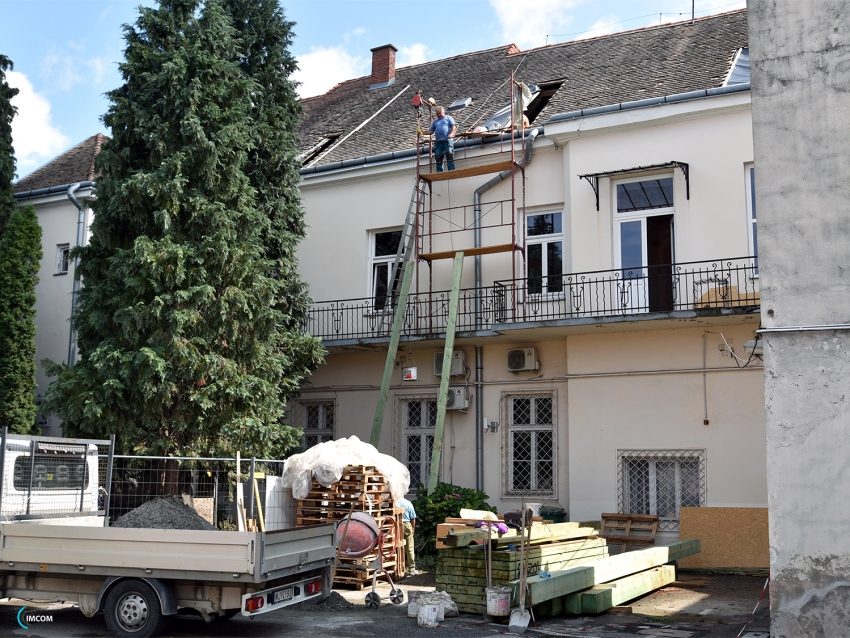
[306,257,760,345]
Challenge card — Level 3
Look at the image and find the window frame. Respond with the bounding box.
[523,210,565,298]
[368,228,403,312]
[501,390,557,498]
[55,244,70,276]
[292,399,336,448]
[745,164,758,275]
[617,448,706,532]
[394,394,441,493]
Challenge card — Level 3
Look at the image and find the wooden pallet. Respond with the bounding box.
[599,513,658,553]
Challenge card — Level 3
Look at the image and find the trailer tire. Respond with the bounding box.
[104,580,167,637]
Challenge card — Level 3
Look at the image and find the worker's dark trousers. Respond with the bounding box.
[434,139,455,171]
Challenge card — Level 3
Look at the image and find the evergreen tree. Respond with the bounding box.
[1,54,19,234]
[0,205,42,434]
[223,0,324,411]
[44,0,317,457]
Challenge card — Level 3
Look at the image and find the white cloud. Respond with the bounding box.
[574,14,623,40]
[6,71,71,173]
[490,0,583,49]
[293,46,367,98]
[40,50,84,92]
[343,27,366,43]
[87,57,107,84]
[397,44,432,67]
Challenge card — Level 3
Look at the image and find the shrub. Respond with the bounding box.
[412,482,497,555]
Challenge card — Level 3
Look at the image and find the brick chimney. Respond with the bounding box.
[369,44,398,89]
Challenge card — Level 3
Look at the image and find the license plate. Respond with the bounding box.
[273,588,294,603]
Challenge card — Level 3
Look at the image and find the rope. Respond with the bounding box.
[736,575,770,638]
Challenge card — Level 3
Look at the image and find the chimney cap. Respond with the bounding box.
[370,44,398,53]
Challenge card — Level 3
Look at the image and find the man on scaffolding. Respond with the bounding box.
[426,106,456,172]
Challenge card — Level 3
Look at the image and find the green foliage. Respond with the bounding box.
[412,482,498,555]
[42,0,321,458]
[0,54,19,235]
[0,205,43,434]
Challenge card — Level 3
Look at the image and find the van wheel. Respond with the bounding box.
[104,580,167,637]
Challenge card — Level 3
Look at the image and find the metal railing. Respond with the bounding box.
[305,257,759,341]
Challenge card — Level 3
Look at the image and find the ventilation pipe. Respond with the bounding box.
[472,127,541,491]
[67,183,86,365]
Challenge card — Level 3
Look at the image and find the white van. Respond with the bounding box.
[1,439,100,519]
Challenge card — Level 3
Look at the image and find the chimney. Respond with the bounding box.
[369,44,398,89]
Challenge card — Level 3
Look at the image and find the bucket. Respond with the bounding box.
[407,590,425,618]
[486,586,513,617]
[417,597,441,628]
[540,505,566,523]
[526,503,542,516]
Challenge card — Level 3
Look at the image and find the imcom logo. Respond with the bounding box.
[17,607,53,629]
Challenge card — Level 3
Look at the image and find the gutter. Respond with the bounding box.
[66,183,87,365]
[13,180,94,201]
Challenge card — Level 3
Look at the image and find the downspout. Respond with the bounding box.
[67,183,86,365]
[472,127,541,491]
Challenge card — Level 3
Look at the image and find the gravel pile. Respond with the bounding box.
[283,591,359,612]
[112,496,217,531]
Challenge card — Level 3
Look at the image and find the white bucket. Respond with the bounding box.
[526,502,542,516]
[486,586,513,617]
[407,590,424,618]
[417,597,441,628]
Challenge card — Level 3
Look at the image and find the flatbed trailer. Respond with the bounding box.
[0,520,336,637]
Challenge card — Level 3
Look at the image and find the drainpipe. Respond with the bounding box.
[67,183,86,365]
[472,127,541,491]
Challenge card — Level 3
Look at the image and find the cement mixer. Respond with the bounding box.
[335,512,404,608]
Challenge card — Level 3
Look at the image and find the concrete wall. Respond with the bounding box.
[749,2,850,635]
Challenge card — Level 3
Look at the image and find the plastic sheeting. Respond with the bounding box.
[281,436,411,502]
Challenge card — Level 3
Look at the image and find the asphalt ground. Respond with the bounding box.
[0,573,771,637]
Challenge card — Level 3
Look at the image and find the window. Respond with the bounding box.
[616,178,674,213]
[13,453,89,491]
[56,244,70,275]
[526,212,563,295]
[502,391,556,497]
[398,396,438,490]
[370,229,403,311]
[291,400,335,448]
[745,165,758,273]
[617,449,706,532]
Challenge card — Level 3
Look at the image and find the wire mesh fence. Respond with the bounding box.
[0,429,114,522]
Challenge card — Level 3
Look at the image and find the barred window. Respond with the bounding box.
[617,449,706,532]
[291,400,335,448]
[396,395,439,491]
[502,391,556,497]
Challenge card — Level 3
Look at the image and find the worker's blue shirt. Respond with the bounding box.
[429,115,455,140]
[398,498,416,522]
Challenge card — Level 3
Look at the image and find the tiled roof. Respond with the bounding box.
[13,133,107,193]
[298,10,748,167]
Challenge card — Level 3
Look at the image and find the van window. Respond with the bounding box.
[13,454,90,491]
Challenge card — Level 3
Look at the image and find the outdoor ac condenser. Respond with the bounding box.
[446,386,470,411]
[507,347,539,373]
[434,351,465,377]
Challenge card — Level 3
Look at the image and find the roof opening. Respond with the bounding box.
[524,79,564,124]
[299,134,341,167]
[447,97,473,112]
[724,47,750,86]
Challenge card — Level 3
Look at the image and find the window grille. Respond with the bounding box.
[502,391,556,497]
[617,449,706,532]
[395,395,439,491]
[290,400,335,448]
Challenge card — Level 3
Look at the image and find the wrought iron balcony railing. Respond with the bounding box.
[305,257,759,342]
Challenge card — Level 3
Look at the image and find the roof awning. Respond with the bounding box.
[578,161,690,211]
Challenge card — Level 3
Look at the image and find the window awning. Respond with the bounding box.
[578,161,690,211]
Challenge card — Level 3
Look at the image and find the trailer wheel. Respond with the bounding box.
[104,580,167,637]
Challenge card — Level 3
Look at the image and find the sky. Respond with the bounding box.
[0,0,745,179]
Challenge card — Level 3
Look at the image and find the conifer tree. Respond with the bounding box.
[0,205,42,434]
[1,54,19,234]
[44,0,318,457]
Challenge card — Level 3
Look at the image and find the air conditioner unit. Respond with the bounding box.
[446,386,470,411]
[434,351,465,377]
[507,347,539,373]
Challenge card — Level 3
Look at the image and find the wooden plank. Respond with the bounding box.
[419,159,515,182]
[419,243,517,262]
[521,540,700,605]
[678,507,769,569]
[564,565,675,614]
[491,525,596,546]
[443,530,492,547]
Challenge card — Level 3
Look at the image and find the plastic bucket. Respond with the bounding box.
[526,502,542,516]
[540,506,566,523]
[417,597,441,628]
[407,590,425,618]
[486,586,513,617]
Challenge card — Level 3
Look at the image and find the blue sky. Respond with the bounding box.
[0,0,745,178]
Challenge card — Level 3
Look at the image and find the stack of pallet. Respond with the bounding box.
[296,465,405,588]
[436,518,602,613]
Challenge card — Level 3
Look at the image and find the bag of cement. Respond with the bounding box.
[460,508,498,521]
[433,591,458,617]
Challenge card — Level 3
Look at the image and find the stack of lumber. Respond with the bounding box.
[436,519,601,613]
[295,465,405,588]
